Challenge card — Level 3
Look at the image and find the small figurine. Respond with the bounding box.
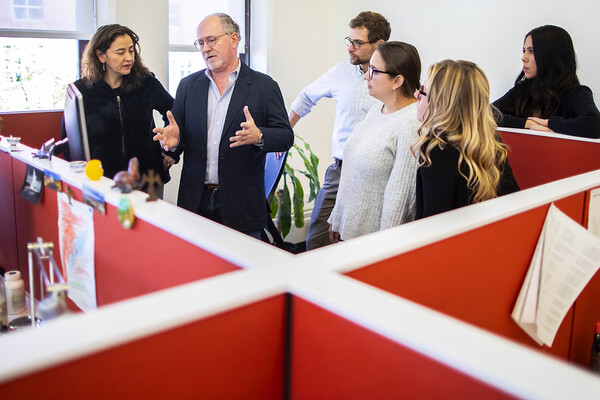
[85,159,104,181]
[141,170,161,202]
[112,157,140,193]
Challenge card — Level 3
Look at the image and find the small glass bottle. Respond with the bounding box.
[591,322,600,374]
[5,270,26,315]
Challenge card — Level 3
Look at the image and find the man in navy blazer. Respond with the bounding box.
[153,13,293,238]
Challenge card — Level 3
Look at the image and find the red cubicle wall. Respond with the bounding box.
[0,111,63,149]
[0,150,18,271]
[290,297,517,400]
[9,157,240,306]
[1,295,287,399]
[346,196,584,362]
[499,129,600,190]
[571,190,600,363]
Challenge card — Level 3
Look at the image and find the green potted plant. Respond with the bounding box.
[270,135,320,238]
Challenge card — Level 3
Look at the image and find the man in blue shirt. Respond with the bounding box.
[289,11,391,249]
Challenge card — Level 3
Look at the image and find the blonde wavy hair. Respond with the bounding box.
[414,60,507,203]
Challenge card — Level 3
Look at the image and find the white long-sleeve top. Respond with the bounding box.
[290,61,380,160]
[328,102,420,240]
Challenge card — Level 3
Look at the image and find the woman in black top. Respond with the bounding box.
[414,60,519,219]
[64,24,174,185]
[493,25,600,138]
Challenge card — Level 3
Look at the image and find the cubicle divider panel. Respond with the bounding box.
[92,204,241,305]
[11,157,240,307]
[0,149,18,272]
[0,111,63,149]
[570,189,600,365]
[12,157,61,298]
[1,295,287,399]
[290,297,516,400]
[345,195,584,360]
[498,130,600,190]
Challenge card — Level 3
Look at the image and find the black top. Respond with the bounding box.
[415,143,520,219]
[493,84,600,139]
[64,75,174,181]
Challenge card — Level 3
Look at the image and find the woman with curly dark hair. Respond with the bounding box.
[65,24,174,191]
[493,25,600,138]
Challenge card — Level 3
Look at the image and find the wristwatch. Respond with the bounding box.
[257,131,264,145]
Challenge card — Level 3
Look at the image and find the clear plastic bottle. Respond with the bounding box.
[0,278,8,332]
[5,270,26,315]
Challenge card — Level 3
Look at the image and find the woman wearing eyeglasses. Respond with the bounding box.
[414,60,519,219]
[63,24,174,193]
[328,41,421,242]
[492,25,600,138]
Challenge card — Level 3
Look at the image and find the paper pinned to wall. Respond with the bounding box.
[587,187,600,238]
[57,191,97,311]
[512,203,600,346]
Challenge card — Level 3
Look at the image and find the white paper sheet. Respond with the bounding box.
[512,204,600,346]
[588,187,600,238]
[57,191,97,311]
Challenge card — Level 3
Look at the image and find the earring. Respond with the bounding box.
[102,63,106,71]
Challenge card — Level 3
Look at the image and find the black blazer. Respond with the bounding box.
[171,62,294,232]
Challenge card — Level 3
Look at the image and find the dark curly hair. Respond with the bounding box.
[513,25,579,118]
[349,11,391,42]
[81,24,151,91]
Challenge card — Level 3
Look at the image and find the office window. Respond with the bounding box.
[168,0,248,95]
[13,0,43,22]
[0,0,94,111]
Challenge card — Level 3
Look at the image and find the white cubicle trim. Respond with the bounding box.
[3,138,293,269]
[3,134,600,398]
[2,261,600,399]
[498,126,600,143]
[294,168,600,274]
[0,267,289,384]
[289,271,600,400]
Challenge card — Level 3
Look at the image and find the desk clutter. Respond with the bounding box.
[0,238,70,333]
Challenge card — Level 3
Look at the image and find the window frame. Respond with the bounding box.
[167,0,251,92]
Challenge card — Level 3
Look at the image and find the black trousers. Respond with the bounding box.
[198,186,261,240]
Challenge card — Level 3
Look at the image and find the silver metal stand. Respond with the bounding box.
[26,238,69,328]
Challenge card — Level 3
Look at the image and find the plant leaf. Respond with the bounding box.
[280,176,292,238]
[270,190,279,218]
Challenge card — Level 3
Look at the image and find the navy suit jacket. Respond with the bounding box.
[171,62,294,232]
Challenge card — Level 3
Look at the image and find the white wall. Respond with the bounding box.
[266,0,600,189]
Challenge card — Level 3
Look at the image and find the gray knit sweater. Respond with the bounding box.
[328,102,419,240]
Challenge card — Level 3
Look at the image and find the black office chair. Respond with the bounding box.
[262,151,288,248]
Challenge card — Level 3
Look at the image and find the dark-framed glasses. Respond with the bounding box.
[368,64,395,80]
[345,36,376,49]
[416,85,427,100]
[194,33,229,50]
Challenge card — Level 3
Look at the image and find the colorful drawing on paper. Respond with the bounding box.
[57,191,97,311]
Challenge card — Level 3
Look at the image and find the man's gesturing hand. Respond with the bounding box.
[153,111,180,151]
[231,106,262,148]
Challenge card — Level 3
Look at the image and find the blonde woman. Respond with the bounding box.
[413,60,519,219]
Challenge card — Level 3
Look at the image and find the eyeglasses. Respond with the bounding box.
[345,36,376,49]
[367,64,396,80]
[194,33,229,50]
[416,86,427,100]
